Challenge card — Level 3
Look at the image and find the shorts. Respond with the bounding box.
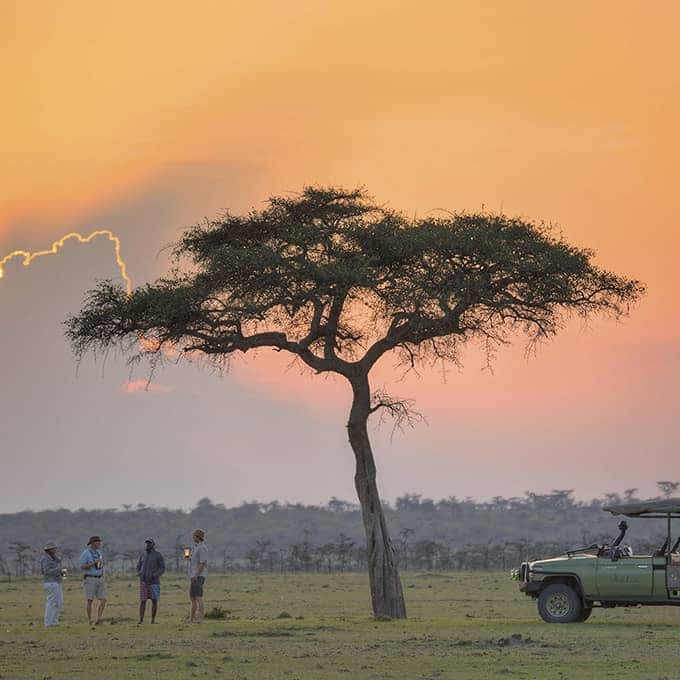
[83,576,107,600]
[189,576,205,598]
[140,582,161,601]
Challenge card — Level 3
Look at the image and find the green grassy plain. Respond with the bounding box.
[1,572,679,679]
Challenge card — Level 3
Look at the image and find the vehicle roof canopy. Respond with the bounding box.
[604,499,680,517]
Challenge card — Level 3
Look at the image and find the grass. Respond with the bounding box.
[1,572,679,679]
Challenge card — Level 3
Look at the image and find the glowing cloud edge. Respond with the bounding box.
[0,230,132,294]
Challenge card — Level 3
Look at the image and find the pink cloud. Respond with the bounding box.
[121,380,174,395]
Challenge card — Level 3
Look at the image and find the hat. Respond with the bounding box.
[44,540,58,551]
[87,535,102,545]
[192,528,206,541]
[144,538,155,545]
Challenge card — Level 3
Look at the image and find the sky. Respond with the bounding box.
[1,1,678,512]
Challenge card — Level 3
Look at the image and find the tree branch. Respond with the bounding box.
[369,389,426,440]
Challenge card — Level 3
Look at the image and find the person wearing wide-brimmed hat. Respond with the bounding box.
[40,541,65,627]
[79,535,106,625]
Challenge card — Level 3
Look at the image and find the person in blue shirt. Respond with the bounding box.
[79,535,106,625]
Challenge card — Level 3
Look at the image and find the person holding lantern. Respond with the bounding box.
[188,528,208,623]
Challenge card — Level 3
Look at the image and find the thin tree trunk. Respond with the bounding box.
[347,376,407,619]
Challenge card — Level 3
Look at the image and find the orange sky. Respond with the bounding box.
[1,1,678,508]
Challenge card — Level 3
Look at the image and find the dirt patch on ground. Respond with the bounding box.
[452,633,556,649]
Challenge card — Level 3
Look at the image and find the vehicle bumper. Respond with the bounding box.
[519,581,543,595]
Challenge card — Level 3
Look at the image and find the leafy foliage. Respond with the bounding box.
[66,186,643,379]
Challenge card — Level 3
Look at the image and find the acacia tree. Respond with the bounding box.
[66,186,643,618]
[656,481,680,499]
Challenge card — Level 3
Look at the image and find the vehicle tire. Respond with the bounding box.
[580,607,593,622]
[537,584,584,623]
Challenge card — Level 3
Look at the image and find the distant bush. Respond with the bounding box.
[1,489,673,577]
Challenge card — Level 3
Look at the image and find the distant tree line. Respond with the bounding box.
[2,483,678,579]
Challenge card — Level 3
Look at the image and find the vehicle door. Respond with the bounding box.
[653,555,669,597]
[666,553,680,597]
[596,554,653,598]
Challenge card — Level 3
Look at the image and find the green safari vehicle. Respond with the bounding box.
[511,499,680,622]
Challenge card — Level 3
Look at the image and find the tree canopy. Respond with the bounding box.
[66,186,643,376]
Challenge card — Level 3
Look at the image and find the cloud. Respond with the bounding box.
[121,380,174,395]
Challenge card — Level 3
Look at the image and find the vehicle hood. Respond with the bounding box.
[530,553,597,571]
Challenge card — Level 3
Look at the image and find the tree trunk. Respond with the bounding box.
[347,376,407,619]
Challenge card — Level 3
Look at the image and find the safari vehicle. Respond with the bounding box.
[511,499,680,623]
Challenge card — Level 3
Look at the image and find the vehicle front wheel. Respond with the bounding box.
[537,584,584,623]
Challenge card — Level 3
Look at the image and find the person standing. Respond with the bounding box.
[188,528,208,623]
[79,535,106,625]
[40,541,65,627]
[136,538,165,624]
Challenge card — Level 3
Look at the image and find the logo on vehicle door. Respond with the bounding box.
[613,575,640,584]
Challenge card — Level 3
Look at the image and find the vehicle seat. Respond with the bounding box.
[655,538,669,557]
